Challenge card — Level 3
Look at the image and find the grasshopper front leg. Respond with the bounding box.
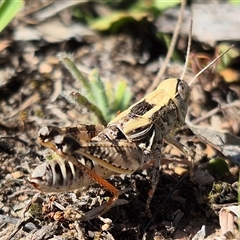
[145,135,194,216]
[145,148,161,217]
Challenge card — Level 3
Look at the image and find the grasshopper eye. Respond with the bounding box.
[178,80,189,101]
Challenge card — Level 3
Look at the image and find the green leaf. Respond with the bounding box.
[113,79,132,112]
[216,43,239,71]
[0,0,24,33]
[90,11,149,32]
[153,0,181,11]
[162,33,182,62]
[57,53,92,94]
[206,158,231,179]
[64,91,107,126]
[88,69,109,119]
[230,0,240,5]
[58,52,132,124]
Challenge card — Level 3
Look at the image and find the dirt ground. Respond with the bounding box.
[0,2,239,240]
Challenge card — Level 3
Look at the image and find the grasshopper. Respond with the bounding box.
[29,33,233,219]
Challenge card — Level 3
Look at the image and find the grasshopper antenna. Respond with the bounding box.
[180,19,193,80]
[188,44,234,86]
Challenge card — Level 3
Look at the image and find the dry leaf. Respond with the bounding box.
[219,68,240,83]
[187,122,240,166]
[219,206,240,238]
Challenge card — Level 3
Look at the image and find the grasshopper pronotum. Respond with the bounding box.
[29,24,233,219]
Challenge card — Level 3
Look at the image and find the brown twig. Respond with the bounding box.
[6,92,40,119]
[5,193,40,240]
[190,100,240,125]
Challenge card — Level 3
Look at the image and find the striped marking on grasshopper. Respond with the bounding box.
[29,124,149,218]
[30,124,115,193]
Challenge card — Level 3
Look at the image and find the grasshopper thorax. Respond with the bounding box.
[157,78,189,102]
[157,78,190,124]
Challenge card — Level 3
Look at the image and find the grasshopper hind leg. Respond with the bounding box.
[36,126,123,219]
[54,136,123,218]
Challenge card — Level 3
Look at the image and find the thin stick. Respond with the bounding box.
[190,100,240,125]
[180,19,193,80]
[147,0,186,93]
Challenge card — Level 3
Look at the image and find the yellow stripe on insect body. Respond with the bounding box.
[108,78,189,148]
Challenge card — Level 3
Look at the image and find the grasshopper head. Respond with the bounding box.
[175,79,190,123]
[177,78,190,102]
